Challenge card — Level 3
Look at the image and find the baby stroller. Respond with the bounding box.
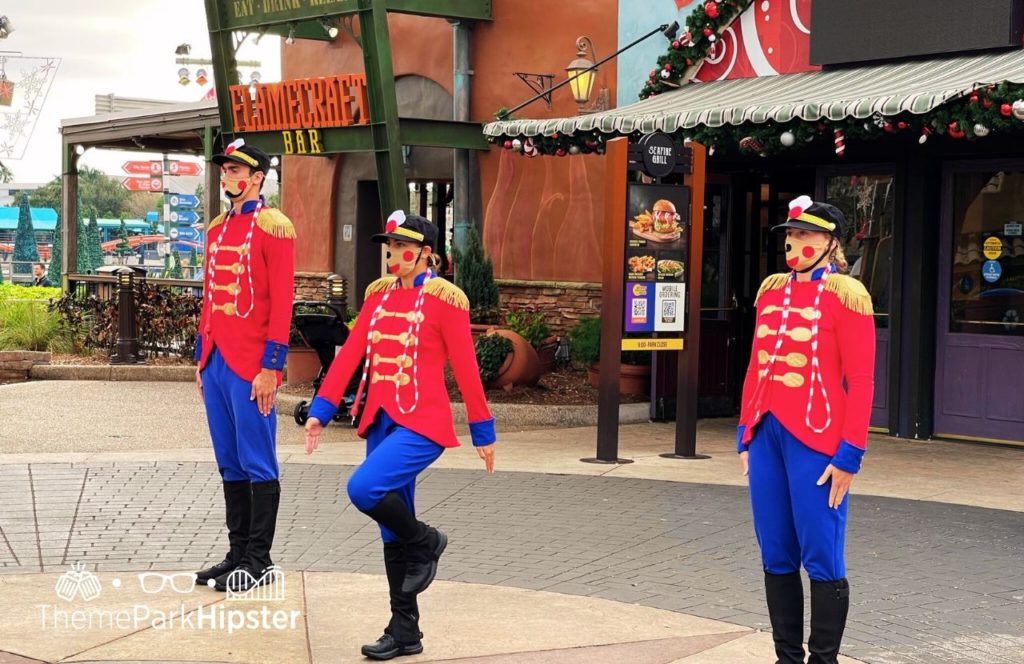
[291,300,362,426]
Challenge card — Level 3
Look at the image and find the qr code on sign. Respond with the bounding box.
[632,299,647,318]
[663,300,676,317]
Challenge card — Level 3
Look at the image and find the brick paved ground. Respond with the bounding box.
[0,462,1021,664]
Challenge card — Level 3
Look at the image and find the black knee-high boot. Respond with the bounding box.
[764,571,806,664]
[361,543,424,660]
[808,578,850,664]
[214,479,280,592]
[197,480,250,584]
[360,492,447,594]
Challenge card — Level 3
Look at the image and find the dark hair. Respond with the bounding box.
[34,262,46,270]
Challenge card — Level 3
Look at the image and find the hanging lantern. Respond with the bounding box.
[178,67,190,86]
[195,68,209,86]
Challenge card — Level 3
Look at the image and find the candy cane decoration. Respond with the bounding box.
[833,129,846,157]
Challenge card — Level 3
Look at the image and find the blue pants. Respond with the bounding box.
[747,413,848,581]
[201,348,279,483]
[346,410,444,543]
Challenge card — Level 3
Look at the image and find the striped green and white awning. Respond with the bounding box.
[484,50,1024,138]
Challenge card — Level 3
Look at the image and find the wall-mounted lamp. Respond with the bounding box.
[319,18,340,39]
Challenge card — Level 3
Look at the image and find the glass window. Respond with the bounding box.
[950,171,1024,337]
[825,174,895,325]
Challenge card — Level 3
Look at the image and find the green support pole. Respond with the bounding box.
[205,0,240,144]
[360,0,408,216]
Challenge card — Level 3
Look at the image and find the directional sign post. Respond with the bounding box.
[169,193,200,209]
[121,176,164,192]
[169,210,199,224]
[123,160,162,175]
[167,161,202,176]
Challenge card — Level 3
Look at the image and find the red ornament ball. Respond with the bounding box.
[551,132,559,139]
[664,63,672,72]
[704,1,720,19]
[555,148,567,157]
[650,70,657,79]
[884,123,894,133]
[1001,103,1013,117]
[897,121,908,130]
[686,58,693,66]
[983,98,994,109]
[969,93,979,104]
[672,40,681,49]
[503,140,513,150]
[703,26,713,37]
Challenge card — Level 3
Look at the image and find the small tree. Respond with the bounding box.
[47,221,63,285]
[87,216,104,272]
[13,194,39,275]
[115,220,132,258]
[75,211,91,273]
[453,225,500,324]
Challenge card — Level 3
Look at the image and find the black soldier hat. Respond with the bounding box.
[772,195,845,238]
[371,210,438,250]
[212,138,271,174]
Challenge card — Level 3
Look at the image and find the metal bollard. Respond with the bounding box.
[111,267,141,365]
[326,273,347,311]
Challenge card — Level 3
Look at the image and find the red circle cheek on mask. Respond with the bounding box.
[388,264,400,274]
[403,251,415,262]
[802,246,815,258]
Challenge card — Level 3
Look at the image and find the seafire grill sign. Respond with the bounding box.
[229,75,370,155]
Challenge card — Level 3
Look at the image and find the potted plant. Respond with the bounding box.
[475,327,542,390]
[504,307,557,373]
[567,317,651,397]
[453,226,501,332]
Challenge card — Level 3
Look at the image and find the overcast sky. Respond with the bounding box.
[4,1,281,185]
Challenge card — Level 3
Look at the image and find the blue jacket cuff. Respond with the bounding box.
[194,335,203,363]
[261,341,288,371]
[831,440,865,474]
[469,418,496,447]
[736,425,747,454]
[308,396,338,425]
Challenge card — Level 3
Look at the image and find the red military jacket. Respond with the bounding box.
[310,274,496,448]
[738,269,875,472]
[194,198,295,383]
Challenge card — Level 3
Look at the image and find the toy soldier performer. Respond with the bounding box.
[194,138,295,593]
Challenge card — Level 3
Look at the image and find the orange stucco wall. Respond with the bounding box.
[279,1,617,282]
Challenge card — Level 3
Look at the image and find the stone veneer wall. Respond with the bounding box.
[0,351,50,383]
[496,279,602,338]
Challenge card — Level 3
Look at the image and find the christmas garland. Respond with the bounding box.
[488,82,1024,158]
[640,0,753,100]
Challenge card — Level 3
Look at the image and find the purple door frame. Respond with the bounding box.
[935,160,1024,444]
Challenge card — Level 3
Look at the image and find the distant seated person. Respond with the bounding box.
[30,263,52,288]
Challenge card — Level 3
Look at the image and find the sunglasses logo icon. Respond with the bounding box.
[137,572,197,595]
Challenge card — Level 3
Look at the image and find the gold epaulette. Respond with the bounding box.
[424,278,470,311]
[755,273,789,303]
[206,212,227,233]
[256,207,296,239]
[825,274,874,316]
[365,276,398,298]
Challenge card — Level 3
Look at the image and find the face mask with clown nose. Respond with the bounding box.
[387,243,423,278]
[221,175,254,199]
[785,233,833,272]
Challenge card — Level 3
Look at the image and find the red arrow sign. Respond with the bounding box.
[167,161,202,176]
[122,161,162,175]
[121,176,163,192]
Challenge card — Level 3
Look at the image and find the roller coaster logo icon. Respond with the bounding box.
[224,565,286,602]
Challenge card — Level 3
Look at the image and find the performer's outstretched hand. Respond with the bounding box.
[305,417,323,455]
[251,369,277,416]
[816,464,854,509]
[739,451,749,477]
[477,444,495,474]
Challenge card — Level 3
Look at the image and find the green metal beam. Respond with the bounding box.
[398,119,489,150]
[205,0,241,143]
[362,0,408,215]
[385,0,491,20]
[264,20,335,41]
[235,126,376,154]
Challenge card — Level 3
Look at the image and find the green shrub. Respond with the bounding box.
[567,317,601,366]
[453,225,500,325]
[504,308,550,349]
[474,333,512,385]
[0,300,73,352]
[0,283,62,303]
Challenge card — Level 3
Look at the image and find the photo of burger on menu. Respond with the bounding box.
[626,184,689,283]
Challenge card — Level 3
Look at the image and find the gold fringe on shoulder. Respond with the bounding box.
[206,212,227,233]
[256,207,296,239]
[424,278,470,311]
[825,274,874,316]
[365,276,398,298]
[755,273,789,303]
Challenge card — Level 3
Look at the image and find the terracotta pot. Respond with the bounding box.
[285,347,321,386]
[470,323,499,339]
[587,362,651,396]
[487,329,542,389]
